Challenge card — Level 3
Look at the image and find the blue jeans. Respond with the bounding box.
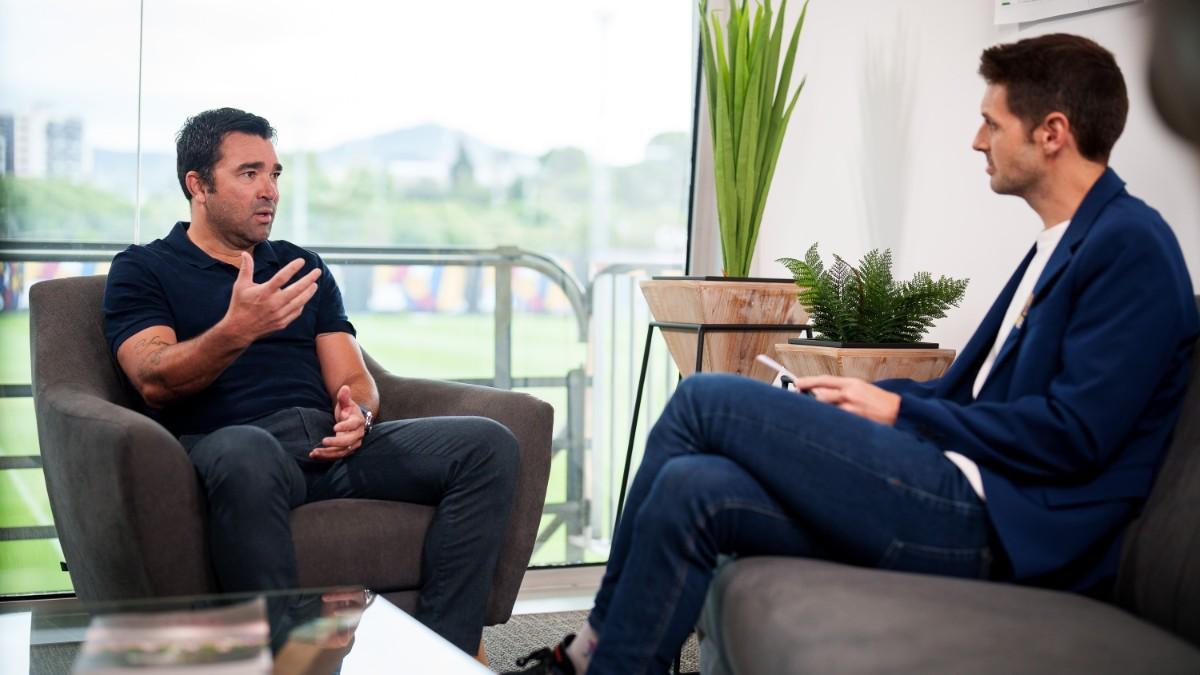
[180,407,519,653]
[587,374,1000,674]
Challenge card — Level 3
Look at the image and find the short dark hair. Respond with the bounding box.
[175,108,276,201]
[979,33,1128,163]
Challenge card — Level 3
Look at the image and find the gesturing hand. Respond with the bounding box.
[222,252,322,345]
[310,385,366,461]
[792,375,902,426]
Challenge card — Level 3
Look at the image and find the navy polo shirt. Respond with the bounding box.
[103,221,355,436]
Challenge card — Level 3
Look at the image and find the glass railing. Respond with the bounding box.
[0,243,681,596]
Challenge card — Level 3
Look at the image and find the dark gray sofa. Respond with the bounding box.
[29,275,553,625]
[699,311,1200,673]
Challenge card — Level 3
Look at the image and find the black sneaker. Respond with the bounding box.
[502,633,577,674]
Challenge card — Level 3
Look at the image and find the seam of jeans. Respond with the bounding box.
[634,514,700,675]
[878,539,991,570]
[708,410,984,514]
[635,496,795,674]
[877,539,904,568]
[892,540,988,559]
[415,545,447,628]
[884,477,985,515]
[609,496,772,673]
[708,499,795,523]
[411,453,469,628]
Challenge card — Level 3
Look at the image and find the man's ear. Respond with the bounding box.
[1039,112,1071,156]
[184,170,210,205]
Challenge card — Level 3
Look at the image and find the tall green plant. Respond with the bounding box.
[699,0,809,278]
[778,244,969,343]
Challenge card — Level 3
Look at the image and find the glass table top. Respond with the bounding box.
[0,587,489,674]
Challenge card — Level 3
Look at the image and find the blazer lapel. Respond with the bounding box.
[1029,168,1125,301]
[940,246,1036,397]
[978,168,1128,390]
[980,311,1027,392]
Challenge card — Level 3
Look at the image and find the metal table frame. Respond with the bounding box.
[614,321,812,529]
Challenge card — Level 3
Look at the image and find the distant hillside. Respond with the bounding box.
[88,123,537,196]
[316,123,535,184]
[84,124,687,200]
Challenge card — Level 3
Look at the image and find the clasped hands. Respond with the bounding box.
[791,375,902,426]
[310,385,367,461]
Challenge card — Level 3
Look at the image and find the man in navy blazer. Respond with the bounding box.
[507,33,1199,675]
[877,165,1195,591]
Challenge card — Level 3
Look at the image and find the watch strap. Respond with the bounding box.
[358,404,375,436]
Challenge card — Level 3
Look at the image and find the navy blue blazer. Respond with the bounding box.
[877,168,1198,591]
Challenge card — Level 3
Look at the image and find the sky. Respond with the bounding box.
[0,0,696,164]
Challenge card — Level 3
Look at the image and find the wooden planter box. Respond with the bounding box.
[774,340,955,382]
[640,277,809,383]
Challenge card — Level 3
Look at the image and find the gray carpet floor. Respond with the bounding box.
[483,609,700,673]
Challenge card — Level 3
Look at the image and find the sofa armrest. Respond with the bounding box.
[700,557,1200,675]
[33,387,215,601]
[365,354,554,624]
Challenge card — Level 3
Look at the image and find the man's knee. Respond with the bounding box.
[457,417,520,484]
[667,373,758,416]
[650,374,755,449]
[188,425,291,486]
[636,456,727,532]
[673,372,727,401]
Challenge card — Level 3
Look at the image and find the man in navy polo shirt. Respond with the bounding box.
[103,108,518,655]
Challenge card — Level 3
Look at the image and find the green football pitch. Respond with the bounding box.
[0,310,599,595]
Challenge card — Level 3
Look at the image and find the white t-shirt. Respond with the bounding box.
[945,220,1070,500]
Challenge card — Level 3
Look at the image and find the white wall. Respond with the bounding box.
[744,0,1200,351]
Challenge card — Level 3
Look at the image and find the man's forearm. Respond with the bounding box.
[339,371,379,416]
[132,321,250,408]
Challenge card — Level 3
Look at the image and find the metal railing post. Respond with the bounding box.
[494,248,515,391]
[565,366,587,560]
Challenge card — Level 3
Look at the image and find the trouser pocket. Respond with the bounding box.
[877,539,993,579]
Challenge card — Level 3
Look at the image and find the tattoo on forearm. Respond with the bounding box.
[135,336,172,383]
[132,335,170,353]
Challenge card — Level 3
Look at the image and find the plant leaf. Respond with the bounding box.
[731,7,770,276]
[782,244,969,343]
[699,0,807,276]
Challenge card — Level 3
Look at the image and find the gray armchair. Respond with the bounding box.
[29,275,553,625]
[698,304,1200,674]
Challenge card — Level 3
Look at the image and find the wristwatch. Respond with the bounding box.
[358,405,375,436]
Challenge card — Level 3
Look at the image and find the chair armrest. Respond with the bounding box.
[365,354,554,623]
[33,386,215,601]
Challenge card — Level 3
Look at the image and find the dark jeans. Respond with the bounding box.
[180,407,519,653]
[587,374,1001,674]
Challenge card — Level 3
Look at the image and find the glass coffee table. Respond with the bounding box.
[0,587,489,674]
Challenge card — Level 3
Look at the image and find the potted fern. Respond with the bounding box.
[641,0,812,383]
[774,244,968,381]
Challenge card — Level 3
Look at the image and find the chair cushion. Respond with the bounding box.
[701,557,1200,675]
[292,499,434,593]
